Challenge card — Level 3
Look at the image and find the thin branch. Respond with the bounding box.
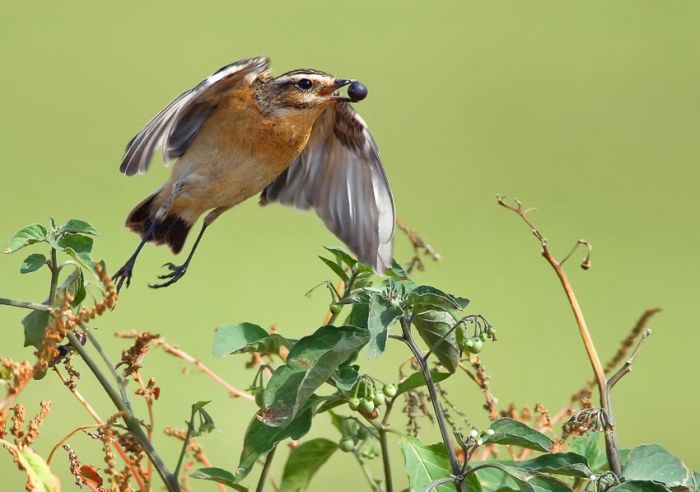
[174,405,197,481]
[497,195,621,475]
[607,329,652,389]
[256,446,277,492]
[399,318,465,492]
[0,297,52,312]
[46,424,100,465]
[67,331,180,491]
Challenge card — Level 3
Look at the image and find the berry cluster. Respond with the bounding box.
[345,377,397,420]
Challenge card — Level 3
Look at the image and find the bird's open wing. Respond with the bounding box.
[260,102,395,273]
[119,56,270,176]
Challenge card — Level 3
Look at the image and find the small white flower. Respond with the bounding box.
[476,438,484,446]
[589,475,598,481]
[485,429,495,436]
[470,429,479,438]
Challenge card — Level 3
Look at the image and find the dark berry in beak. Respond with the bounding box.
[347,81,368,102]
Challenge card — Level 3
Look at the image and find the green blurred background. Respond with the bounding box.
[1,1,698,489]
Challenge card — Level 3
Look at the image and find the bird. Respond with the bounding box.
[111,56,395,291]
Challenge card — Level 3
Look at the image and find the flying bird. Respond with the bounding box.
[112,56,395,291]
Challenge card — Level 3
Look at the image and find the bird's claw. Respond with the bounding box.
[149,262,188,289]
[112,261,135,293]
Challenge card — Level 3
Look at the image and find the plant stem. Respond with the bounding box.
[353,450,381,492]
[0,297,52,312]
[66,331,180,491]
[48,248,59,304]
[327,269,358,325]
[497,197,622,475]
[174,405,197,481]
[378,428,393,492]
[400,318,465,492]
[256,446,277,492]
[84,327,133,410]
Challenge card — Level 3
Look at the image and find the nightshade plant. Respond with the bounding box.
[0,205,697,492]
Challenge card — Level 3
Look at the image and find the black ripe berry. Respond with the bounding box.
[348,81,368,102]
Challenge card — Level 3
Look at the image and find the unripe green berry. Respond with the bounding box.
[383,384,397,398]
[339,438,355,452]
[348,397,360,410]
[360,398,375,413]
[469,339,484,354]
[480,332,488,342]
[373,392,386,407]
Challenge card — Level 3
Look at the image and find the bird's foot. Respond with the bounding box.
[112,260,136,293]
[149,262,189,289]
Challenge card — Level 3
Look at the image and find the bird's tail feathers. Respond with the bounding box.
[126,192,192,254]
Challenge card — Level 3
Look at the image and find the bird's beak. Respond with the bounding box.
[321,79,354,101]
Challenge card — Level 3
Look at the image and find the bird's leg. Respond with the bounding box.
[148,223,207,289]
[148,207,229,289]
[112,221,157,292]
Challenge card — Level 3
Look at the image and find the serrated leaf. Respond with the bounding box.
[473,463,571,492]
[396,370,452,396]
[319,256,348,282]
[280,438,338,492]
[622,445,694,489]
[608,481,672,492]
[408,285,470,311]
[412,310,460,373]
[60,219,100,236]
[519,453,593,478]
[485,418,555,453]
[213,323,292,357]
[20,253,47,274]
[3,224,47,254]
[0,439,61,492]
[367,293,403,359]
[400,436,453,492]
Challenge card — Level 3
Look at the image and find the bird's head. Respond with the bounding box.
[255,69,355,116]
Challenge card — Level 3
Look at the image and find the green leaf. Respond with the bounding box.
[191,467,248,490]
[407,285,470,311]
[22,310,50,349]
[400,436,453,492]
[232,399,318,484]
[485,418,555,453]
[519,453,593,478]
[264,325,369,422]
[396,370,452,396]
[385,260,411,281]
[57,233,94,270]
[622,444,694,489]
[344,302,369,328]
[570,434,607,472]
[60,219,101,236]
[3,224,47,254]
[280,438,338,492]
[608,481,672,492]
[20,253,47,274]
[331,364,359,391]
[473,463,571,492]
[412,310,460,373]
[0,439,61,492]
[324,246,357,268]
[319,256,349,282]
[213,322,292,357]
[191,401,215,436]
[367,293,403,359]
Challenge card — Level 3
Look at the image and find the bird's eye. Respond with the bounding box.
[296,78,313,90]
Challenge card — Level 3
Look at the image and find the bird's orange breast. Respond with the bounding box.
[164,88,325,219]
